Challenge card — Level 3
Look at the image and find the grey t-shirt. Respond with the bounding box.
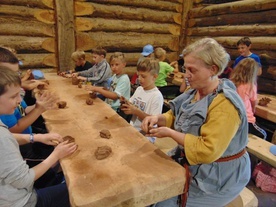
[0,121,37,207]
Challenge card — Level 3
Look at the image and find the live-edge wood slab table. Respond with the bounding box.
[42,73,186,207]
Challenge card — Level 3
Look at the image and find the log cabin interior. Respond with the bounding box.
[0,0,276,206]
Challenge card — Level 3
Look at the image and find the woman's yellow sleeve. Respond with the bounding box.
[184,94,241,165]
[163,110,175,129]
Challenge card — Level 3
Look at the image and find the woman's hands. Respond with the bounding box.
[141,115,171,138]
[141,115,159,133]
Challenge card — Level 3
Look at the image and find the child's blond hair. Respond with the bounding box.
[137,58,159,75]
[154,47,166,60]
[109,52,126,64]
[230,58,258,88]
[71,50,85,61]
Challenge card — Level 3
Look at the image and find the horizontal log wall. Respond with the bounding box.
[1,0,275,95]
[186,0,276,95]
[73,0,183,75]
[0,1,56,71]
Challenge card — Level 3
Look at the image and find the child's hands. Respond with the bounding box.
[21,69,32,81]
[85,85,96,92]
[36,91,59,111]
[53,140,78,160]
[71,72,78,77]
[120,103,137,115]
[36,133,63,145]
[77,76,87,81]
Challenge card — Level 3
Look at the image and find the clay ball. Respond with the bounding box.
[89,92,97,99]
[57,101,67,108]
[86,97,94,105]
[63,135,75,143]
[100,129,111,139]
[72,77,80,85]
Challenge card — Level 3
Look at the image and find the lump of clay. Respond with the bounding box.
[72,77,80,85]
[57,101,67,108]
[258,97,272,106]
[119,96,130,106]
[63,135,75,143]
[95,146,112,160]
[37,84,45,90]
[78,82,82,88]
[86,97,94,105]
[119,96,130,110]
[100,129,111,139]
[89,92,97,99]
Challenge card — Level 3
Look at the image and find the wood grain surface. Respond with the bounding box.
[42,73,186,207]
[256,94,276,123]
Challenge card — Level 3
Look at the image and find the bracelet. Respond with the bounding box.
[30,133,34,143]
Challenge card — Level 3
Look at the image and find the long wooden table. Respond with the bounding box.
[42,73,186,207]
[255,94,276,123]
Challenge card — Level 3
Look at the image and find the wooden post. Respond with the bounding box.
[180,0,193,50]
[54,0,75,72]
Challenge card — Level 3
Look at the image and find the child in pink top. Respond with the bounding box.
[231,58,267,139]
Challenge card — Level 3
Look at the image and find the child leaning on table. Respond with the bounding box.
[230,58,267,139]
[72,47,112,88]
[71,50,93,72]
[0,67,77,207]
[121,58,163,143]
[85,52,131,112]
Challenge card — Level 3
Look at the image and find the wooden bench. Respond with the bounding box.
[247,134,276,168]
[225,187,258,207]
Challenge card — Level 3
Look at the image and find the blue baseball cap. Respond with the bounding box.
[141,44,154,56]
[32,70,45,79]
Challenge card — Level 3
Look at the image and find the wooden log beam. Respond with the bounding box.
[0,36,52,53]
[187,36,276,50]
[55,0,75,72]
[88,0,183,12]
[74,2,181,24]
[76,17,181,35]
[0,5,55,24]
[75,32,179,52]
[189,0,276,18]
[187,24,276,37]
[261,66,276,80]
[17,53,57,68]
[188,10,276,27]
[257,77,276,95]
[180,0,194,49]
[0,17,54,37]
[0,0,53,9]
[85,52,178,67]
[194,0,240,4]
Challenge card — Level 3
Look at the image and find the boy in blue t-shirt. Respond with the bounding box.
[233,37,262,76]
